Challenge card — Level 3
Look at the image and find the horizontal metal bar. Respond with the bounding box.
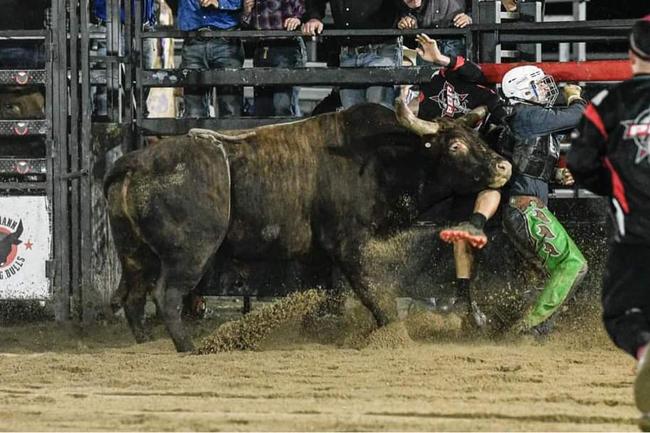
[500,34,628,43]
[0,30,47,38]
[140,117,296,135]
[0,158,47,175]
[0,120,48,136]
[142,27,469,39]
[57,168,89,180]
[143,66,439,87]
[0,181,47,191]
[138,19,634,40]
[550,188,600,199]
[0,70,46,85]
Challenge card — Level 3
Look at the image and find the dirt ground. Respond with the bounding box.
[0,299,642,432]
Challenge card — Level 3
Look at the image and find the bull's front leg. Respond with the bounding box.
[335,240,398,327]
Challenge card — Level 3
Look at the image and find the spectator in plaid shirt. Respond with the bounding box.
[242,0,307,116]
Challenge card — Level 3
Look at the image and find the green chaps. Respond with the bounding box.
[503,200,588,329]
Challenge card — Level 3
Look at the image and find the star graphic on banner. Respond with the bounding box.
[24,239,33,250]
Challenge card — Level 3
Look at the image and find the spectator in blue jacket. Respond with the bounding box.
[178,0,246,118]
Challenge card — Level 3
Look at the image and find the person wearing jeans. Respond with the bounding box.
[302,0,407,109]
[397,0,472,58]
[178,0,245,118]
[241,0,307,116]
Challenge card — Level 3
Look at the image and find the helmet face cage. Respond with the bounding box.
[530,74,558,107]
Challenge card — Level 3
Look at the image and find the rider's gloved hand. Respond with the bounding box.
[563,84,583,105]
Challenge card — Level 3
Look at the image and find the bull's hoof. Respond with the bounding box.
[640,414,650,433]
[636,346,650,415]
[174,340,195,353]
[133,331,154,344]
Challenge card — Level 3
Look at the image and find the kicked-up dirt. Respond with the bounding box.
[0,297,642,432]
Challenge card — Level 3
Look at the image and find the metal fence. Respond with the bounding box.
[0,0,638,319]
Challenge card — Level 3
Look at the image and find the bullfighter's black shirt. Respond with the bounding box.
[304,0,406,46]
[568,74,650,245]
[417,56,508,126]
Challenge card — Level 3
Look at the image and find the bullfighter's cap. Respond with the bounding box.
[630,14,650,61]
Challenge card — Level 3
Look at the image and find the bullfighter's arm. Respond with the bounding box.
[444,56,487,84]
[567,90,614,196]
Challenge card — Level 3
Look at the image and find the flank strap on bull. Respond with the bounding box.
[188,128,233,227]
[188,128,257,142]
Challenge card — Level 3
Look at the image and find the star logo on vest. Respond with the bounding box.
[430,81,470,117]
[621,107,650,164]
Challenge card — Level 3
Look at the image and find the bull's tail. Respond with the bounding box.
[103,153,142,198]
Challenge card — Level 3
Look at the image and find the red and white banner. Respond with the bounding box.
[0,196,51,299]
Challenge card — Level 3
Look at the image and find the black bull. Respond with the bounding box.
[104,101,511,352]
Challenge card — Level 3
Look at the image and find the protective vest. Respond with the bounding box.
[511,134,560,182]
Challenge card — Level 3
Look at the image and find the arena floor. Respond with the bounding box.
[0,301,641,432]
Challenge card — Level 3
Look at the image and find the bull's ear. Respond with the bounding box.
[456,106,488,128]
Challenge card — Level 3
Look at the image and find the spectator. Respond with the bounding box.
[397,0,471,58]
[242,0,307,117]
[302,0,407,109]
[90,0,157,118]
[178,0,246,118]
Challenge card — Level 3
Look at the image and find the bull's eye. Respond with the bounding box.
[449,143,460,153]
[424,142,432,149]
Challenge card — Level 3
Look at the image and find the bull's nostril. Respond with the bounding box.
[497,161,511,173]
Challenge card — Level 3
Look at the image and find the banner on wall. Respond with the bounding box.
[0,196,51,299]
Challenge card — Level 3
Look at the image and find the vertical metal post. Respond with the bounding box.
[69,0,82,320]
[80,0,94,323]
[45,14,55,300]
[107,0,121,121]
[124,0,134,138]
[52,0,71,321]
[135,0,145,150]
[573,1,587,61]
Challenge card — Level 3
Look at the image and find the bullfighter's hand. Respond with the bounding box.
[397,15,418,29]
[242,0,254,15]
[453,13,472,28]
[415,33,442,63]
[563,84,583,105]
[555,168,575,186]
[284,17,301,31]
[302,19,324,35]
[200,0,219,8]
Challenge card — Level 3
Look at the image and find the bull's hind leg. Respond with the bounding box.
[106,182,159,343]
[153,261,209,353]
[118,248,160,343]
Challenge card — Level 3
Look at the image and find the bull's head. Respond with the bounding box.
[395,98,511,194]
[0,87,45,120]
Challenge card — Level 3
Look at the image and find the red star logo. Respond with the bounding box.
[24,240,33,250]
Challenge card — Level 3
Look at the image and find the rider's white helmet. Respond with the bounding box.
[501,65,559,107]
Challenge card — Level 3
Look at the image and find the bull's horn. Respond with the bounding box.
[456,106,488,128]
[394,97,441,136]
